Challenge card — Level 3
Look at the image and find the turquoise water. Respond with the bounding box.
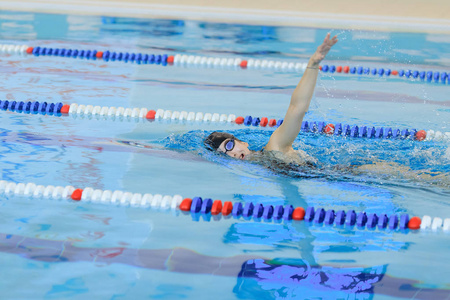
[0,10,450,299]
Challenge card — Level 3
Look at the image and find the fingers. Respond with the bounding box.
[323,36,338,48]
[331,35,338,44]
[316,33,338,59]
[325,33,338,44]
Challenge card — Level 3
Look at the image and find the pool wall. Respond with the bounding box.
[0,0,449,33]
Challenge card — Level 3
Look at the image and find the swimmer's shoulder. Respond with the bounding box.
[261,147,315,166]
[263,137,314,165]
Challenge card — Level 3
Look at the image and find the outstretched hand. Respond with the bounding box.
[265,34,337,154]
[310,33,338,66]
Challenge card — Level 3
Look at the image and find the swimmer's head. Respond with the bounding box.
[204,131,252,160]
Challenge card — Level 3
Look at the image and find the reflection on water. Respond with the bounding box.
[1,232,448,299]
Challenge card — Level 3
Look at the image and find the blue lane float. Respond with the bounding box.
[190,197,203,213]
[253,204,264,218]
[183,198,422,233]
[263,205,274,220]
[0,100,63,115]
[28,46,169,66]
[320,64,448,85]
[297,121,423,141]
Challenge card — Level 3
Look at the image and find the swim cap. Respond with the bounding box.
[204,132,235,151]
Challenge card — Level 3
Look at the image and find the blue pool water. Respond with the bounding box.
[0,10,449,299]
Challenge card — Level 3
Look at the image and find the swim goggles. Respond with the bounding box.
[224,139,235,154]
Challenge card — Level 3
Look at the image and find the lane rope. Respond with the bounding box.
[1,179,448,232]
[0,43,449,85]
[1,99,449,142]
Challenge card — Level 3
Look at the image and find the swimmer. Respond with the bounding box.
[205,33,338,165]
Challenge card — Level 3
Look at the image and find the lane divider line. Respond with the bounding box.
[0,43,449,85]
[0,100,448,142]
[2,99,450,142]
[1,180,449,232]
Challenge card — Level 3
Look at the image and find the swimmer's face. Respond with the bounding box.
[218,138,252,160]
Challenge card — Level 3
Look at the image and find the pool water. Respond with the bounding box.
[0,10,449,299]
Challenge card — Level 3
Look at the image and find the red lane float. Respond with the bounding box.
[260,117,268,127]
[211,200,223,215]
[71,189,83,201]
[235,116,244,124]
[415,130,427,141]
[222,201,233,216]
[180,198,192,211]
[325,124,335,134]
[60,104,70,114]
[408,216,421,230]
[292,207,306,220]
[268,119,277,127]
[146,110,156,120]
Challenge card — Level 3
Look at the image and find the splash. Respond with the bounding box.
[156,129,450,190]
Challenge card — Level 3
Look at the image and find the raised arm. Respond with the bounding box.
[265,33,338,153]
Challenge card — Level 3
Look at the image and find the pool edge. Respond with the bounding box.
[0,0,449,34]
